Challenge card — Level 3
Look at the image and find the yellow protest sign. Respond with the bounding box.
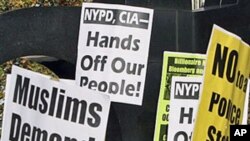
[192,25,250,141]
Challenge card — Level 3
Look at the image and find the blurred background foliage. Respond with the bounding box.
[0,0,94,13]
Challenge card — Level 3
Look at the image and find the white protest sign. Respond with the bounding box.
[75,3,154,105]
[1,66,110,141]
[168,76,202,141]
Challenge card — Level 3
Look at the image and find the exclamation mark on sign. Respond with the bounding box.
[136,82,141,97]
[89,137,95,141]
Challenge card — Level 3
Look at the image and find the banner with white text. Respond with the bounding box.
[75,3,154,105]
[1,66,111,141]
[192,25,250,141]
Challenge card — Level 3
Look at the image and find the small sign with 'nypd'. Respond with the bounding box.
[167,76,202,141]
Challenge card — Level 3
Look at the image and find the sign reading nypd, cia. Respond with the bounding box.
[76,3,153,105]
[83,8,150,29]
